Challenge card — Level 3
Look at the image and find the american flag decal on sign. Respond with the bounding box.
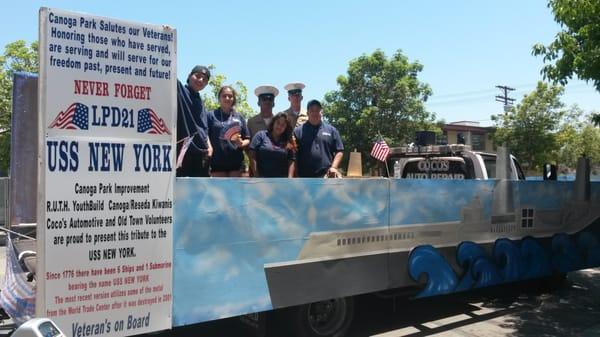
[48,102,89,130]
[137,108,171,135]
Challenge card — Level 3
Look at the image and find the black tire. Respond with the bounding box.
[289,297,355,337]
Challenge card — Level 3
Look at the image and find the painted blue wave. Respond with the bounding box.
[471,256,503,287]
[455,241,486,291]
[520,236,552,279]
[552,233,584,272]
[576,231,600,267]
[409,231,600,298]
[408,245,457,297]
[494,238,524,282]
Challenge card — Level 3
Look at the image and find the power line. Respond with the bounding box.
[428,82,590,103]
[430,82,533,100]
[424,83,595,109]
[427,94,492,106]
[431,88,498,99]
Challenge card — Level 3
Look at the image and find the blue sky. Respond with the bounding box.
[3,0,598,126]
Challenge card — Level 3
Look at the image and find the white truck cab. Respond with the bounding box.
[389,144,526,180]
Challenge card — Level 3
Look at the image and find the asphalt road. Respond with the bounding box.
[151,268,600,337]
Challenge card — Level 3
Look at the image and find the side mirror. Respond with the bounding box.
[543,163,557,180]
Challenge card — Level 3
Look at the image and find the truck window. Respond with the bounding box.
[481,154,526,180]
[402,157,470,179]
[513,157,526,180]
[482,155,496,179]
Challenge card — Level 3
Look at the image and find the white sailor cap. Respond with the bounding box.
[254,85,279,98]
[284,82,305,95]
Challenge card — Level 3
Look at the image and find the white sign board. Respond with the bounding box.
[38,8,175,337]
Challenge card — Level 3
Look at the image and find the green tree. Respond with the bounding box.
[202,65,254,119]
[323,49,434,172]
[592,112,600,127]
[557,119,600,169]
[0,40,38,174]
[532,0,600,91]
[578,123,600,164]
[554,105,585,168]
[492,82,569,172]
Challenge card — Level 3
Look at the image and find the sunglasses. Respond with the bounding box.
[260,96,274,101]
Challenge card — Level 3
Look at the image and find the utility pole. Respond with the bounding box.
[495,85,516,155]
[495,85,515,112]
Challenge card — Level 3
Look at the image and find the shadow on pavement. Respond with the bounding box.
[27,269,599,337]
[498,269,600,337]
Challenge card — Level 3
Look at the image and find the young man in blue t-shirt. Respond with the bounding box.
[176,65,212,177]
[293,100,344,177]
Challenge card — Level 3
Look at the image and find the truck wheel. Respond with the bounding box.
[291,297,354,337]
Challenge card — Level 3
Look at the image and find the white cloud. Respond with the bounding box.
[254,181,275,199]
[224,266,240,281]
[193,247,232,275]
[259,244,282,260]
[326,208,363,227]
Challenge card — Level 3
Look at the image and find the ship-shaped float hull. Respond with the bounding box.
[173,159,600,325]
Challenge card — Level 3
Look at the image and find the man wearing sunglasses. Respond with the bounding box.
[281,82,308,127]
[248,85,279,138]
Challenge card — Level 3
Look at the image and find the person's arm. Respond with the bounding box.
[205,110,214,158]
[248,150,259,177]
[287,146,297,178]
[248,132,263,177]
[328,151,343,177]
[206,137,213,158]
[327,127,344,177]
[288,160,296,178]
[239,115,251,149]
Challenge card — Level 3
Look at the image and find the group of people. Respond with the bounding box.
[176,65,344,178]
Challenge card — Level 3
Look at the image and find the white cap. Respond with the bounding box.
[284,82,305,94]
[254,85,279,97]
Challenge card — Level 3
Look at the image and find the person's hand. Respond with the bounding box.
[231,133,242,147]
[327,167,341,178]
[207,146,213,158]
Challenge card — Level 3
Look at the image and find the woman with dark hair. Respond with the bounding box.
[248,113,296,178]
[207,85,250,177]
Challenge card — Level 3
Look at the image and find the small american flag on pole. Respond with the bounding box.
[370,137,390,162]
[137,108,171,135]
[176,136,193,169]
[48,102,89,130]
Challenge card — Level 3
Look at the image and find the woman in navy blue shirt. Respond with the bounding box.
[249,113,296,178]
[207,86,250,177]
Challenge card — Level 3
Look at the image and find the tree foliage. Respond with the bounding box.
[592,112,600,127]
[323,49,434,171]
[577,123,600,164]
[202,65,254,118]
[558,122,600,169]
[0,40,38,174]
[554,105,586,167]
[532,0,600,91]
[491,82,568,172]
